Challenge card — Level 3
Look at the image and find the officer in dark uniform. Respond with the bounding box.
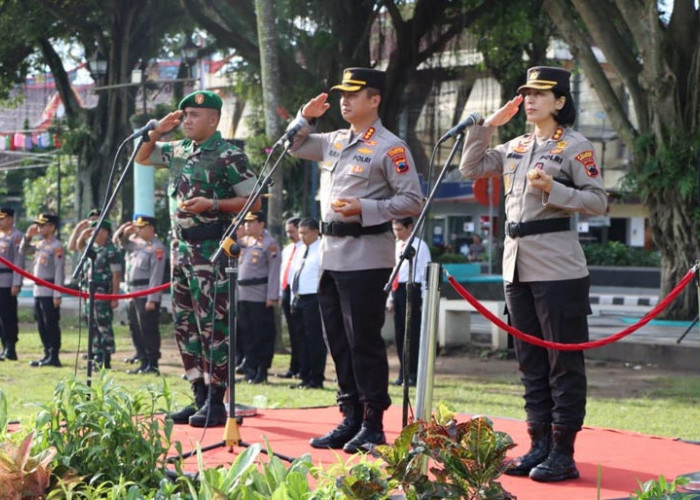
[20,213,64,367]
[114,215,167,374]
[289,68,423,453]
[237,210,281,384]
[460,66,607,482]
[0,207,24,361]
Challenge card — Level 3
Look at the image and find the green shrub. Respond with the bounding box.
[583,241,660,267]
[32,373,175,490]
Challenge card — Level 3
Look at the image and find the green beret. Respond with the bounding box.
[178,90,223,111]
[90,219,112,232]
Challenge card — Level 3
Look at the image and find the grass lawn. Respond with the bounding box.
[3,321,700,442]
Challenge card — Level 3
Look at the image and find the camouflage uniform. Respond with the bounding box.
[84,241,122,356]
[148,131,256,387]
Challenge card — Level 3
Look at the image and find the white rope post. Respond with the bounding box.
[415,262,442,422]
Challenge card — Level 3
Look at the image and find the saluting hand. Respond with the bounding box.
[301,93,331,121]
[484,95,523,127]
[157,110,184,135]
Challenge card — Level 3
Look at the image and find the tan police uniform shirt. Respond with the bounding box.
[119,236,167,303]
[289,117,423,271]
[20,236,65,298]
[0,228,24,288]
[237,231,281,302]
[460,125,607,283]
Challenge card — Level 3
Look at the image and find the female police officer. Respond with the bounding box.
[459,66,607,482]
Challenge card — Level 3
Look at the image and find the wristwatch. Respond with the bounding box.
[211,198,219,212]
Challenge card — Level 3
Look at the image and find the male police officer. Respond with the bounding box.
[237,210,281,384]
[0,207,24,361]
[75,219,122,369]
[135,90,259,427]
[114,215,167,374]
[289,68,423,452]
[20,213,64,367]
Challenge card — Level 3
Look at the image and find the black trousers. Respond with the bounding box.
[34,297,61,352]
[238,300,275,370]
[318,268,391,410]
[392,283,422,379]
[126,298,145,358]
[127,298,161,360]
[290,294,327,385]
[281,286,303,373]
[0,287,19,346]
[504,275,590,429]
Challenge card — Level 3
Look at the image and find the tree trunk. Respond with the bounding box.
[254,0,283,241]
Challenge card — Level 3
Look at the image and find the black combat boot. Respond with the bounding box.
[505,421,552,476]
[529,424,580,482]
[0,343,5,361]
[140,358,160,374]
[30,349,50,367]
[40,348,62,367]
[4,343,17,361]
[310,403,363,449]
[188,384,227,427]
[248,367,268,384]
[127,357,149,374]
[343,406,386,453]
[169,380,207,424]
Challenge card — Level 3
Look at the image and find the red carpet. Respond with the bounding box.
[169,405,700,499]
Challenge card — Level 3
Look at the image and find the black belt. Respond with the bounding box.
[320,221,391,237]
[128,279,149,287]
[238,277,268,286]
[506,217,571,238]
[0,268,12,273]
[177,222,224,243]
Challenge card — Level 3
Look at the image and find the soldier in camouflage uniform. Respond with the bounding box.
[135,90,258,428]
[20,213,64,367]
[0,207,24,361]
[75,219,122,369]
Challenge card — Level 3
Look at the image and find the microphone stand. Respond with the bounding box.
[72,131,152,387]
[385,132,468,427]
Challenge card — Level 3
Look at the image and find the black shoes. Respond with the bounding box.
[310,404,362,449]
[505,421,552,476]
[248,367,268,384]
[528,425,580,482]
[123,354,141,364]
[342,425,386,454]
[279,369,299,379]
[3,344,17,361]
[289,381,323,389]
[189,385,227,427]
[30,349,60,367]
[169,380,207,424]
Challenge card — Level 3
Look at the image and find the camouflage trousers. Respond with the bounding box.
[88,287,115,355]
[172,243,230,387]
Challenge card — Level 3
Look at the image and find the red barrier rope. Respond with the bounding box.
[0,254,169,300]
[446,268,695,351]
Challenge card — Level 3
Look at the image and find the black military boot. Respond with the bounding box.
[0,343,5,361]
[343,406,386,453]
[4,343,17,361]
[30,349,50,367]
[127,357,149,374]
[504,421,552,476]
[141,358,160,375]
[248,367,268,384]
[310,403,362,449]
[169,380,207,424]
[189,384,227,427]
[529,424,580,482]
[40,348,62,367]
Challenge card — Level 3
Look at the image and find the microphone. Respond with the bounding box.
[437,112,482,144]
[126,119,159,142]
[274,116,308,147]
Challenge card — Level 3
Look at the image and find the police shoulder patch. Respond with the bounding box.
[575,150,599,177]
[155,248,164,261]
[55,247,63,259]
[387,146,409,174]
